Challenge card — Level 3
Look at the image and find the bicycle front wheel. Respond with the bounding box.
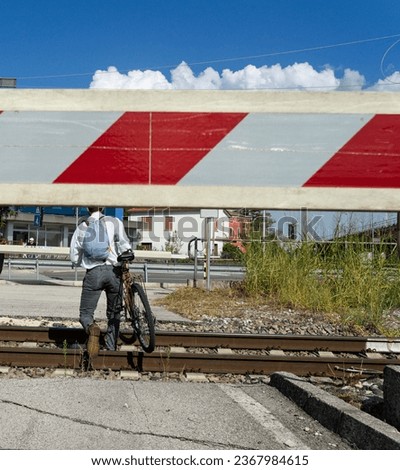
[129,283,156,353]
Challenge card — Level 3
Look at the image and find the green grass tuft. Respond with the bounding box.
[244,238,400,334]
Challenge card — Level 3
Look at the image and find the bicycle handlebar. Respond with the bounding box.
[117,249,135,263]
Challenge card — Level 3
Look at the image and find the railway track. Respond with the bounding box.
[0,326,399,377]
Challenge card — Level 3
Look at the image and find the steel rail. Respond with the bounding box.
[0,326,399,353]
[0,326,399,377]
[0,346,398,377]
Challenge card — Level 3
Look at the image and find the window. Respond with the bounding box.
[164,216,173,231]
[141,242,152,251]
[13,223,63,246]
[142,217,153,231]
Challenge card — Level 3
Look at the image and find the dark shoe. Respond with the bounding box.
[87,323,101,357]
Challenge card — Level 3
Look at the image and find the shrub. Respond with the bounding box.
[221,243,244,261]
[244,238,400,333]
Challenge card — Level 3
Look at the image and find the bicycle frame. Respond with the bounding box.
[117,250,156,353]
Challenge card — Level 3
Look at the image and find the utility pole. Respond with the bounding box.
[301,208,308,241]
[200,209,218,291]
[262,209,266,250]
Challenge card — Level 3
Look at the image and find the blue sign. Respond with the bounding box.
[33,207,43,227]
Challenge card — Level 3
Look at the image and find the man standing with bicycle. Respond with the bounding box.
[70,207,132,357]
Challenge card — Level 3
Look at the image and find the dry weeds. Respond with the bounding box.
[155,286,400,337]
[155,286,257,320]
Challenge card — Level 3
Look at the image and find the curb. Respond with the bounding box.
[270,371,400,450]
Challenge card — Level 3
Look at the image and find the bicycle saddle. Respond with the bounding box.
[117,249,135,262]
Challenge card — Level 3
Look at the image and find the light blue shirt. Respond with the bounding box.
[70,211,131,269]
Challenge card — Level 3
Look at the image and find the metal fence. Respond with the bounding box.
[1,258,245,283]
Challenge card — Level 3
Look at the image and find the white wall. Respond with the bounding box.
[129,209,230,256]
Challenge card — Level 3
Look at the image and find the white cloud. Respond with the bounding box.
[90,61,393,91]
[170,62,222,89]
[368,71,400,91]
[90,66,172,89]
[220,62,341,90]
[336,68,365,91]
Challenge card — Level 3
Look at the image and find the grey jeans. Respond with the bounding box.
[79,264,122,350]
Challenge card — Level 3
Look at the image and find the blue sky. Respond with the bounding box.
[1,0,398,237]
[2,0,400,90]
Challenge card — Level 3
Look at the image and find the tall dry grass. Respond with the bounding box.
[244,238,400,332]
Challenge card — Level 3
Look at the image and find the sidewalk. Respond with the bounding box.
[0,276,187,324]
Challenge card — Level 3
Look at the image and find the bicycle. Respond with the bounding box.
[117,249,156,353]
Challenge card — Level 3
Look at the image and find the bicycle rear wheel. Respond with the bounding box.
[128,283,155,353]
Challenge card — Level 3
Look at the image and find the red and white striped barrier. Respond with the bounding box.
[1,90,400,210]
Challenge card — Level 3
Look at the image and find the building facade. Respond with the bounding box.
[2,207,125,247]
[128,208,232,256]
[2,206,253,257]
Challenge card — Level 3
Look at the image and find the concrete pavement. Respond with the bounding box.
[0,378,351,450]
[1,275,400,450]
[0,276,186,325]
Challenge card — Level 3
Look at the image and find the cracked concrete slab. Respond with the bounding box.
[0,378,351,450]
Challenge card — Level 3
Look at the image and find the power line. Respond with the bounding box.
[380,38,400,83]
[176,33,400,68]
[16,32,400,82]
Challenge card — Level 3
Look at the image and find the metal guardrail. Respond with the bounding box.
[1,258,245,283]
[0,245,187,282]
[0,245,186,260]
